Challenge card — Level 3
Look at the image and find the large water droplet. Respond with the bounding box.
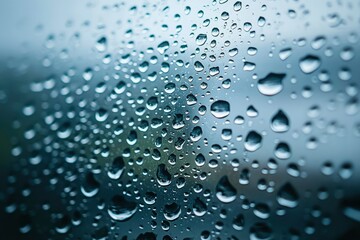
[257,73,286,96]
[156,164,171,186]
[193,197,207,217]
[233,214,245,230]
[196,34,207,46]
[190,126,203,142]
[244,131,263,152]
[95,36,107,52]
[299,55,321,74]
[107,195,137,221]
[157,41,169,54]
[216,176,237,203]
[211,100,230,118]
[277,182,299,208]
[274,142,291,159]
[163,202,181,221]
[81,172,100,198]
[194,61,204,72]
[107,156,125,180]
[250,222,273,240]
[271,110,290,132]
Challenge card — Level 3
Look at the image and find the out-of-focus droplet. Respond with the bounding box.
[216,176,237,203]
[277,182,299,208]
[107,195,137,221]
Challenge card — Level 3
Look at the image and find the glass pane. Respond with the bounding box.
[1,0,359,239]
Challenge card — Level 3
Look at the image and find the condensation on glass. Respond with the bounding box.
[0,0,359,239]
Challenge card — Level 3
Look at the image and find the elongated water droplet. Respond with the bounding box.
[107,157,125,180]
[156,164,171,186]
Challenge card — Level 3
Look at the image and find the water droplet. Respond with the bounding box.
[193,197,207,216]
[243,61,256,71]
[257,73,286,96]
[271,110,290,132]
[211,100,230,118]
[190,126,203,142]
[95,108,108,122]
[277,182,299,208]
[244,131,263,152]
[163,202,181,221]
[95,36,107,52]
[299,55,321,74]
[196,34,207,46]
[279,47,292,60]
[156,164,171,186]
[250,222,273,240]
[274,142,291,159]
[107,157,125,180]
[157,41,169,54]
[81,172,100,198]
[194,61,204,72]
[233,214,245,230]
[107,195,137,221]
[216,176,237,203]
[254,203,270,219]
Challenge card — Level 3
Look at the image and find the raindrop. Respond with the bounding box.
[107,195,137,221]
[271,110,290,132]
[211,100,230,118]
[277,182,299,208]
[194,61,204,72]
[156,164,171,186]
[244,131,263,152]
[216,176,237,203]
[107,156,125,180]
[257,73,286,96]
[196,34,207,46]
[163,203,181,221]
[275,142,291,159]
[95,36,107,52]
[299,55,321,74]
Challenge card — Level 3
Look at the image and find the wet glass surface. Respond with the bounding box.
[0,0,360,239]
